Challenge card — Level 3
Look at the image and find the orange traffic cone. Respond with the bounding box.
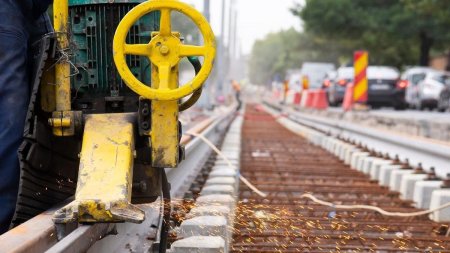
[342,83,354,111]
[313,89,329,110]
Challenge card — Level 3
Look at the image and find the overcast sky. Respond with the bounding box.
[186,0,303,54]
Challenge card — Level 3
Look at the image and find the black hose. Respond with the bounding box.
[179,56,203,111]
[159,169,171,253]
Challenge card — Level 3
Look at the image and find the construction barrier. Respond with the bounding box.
[312,89,328,110]
[342,82,354,111]
[299,90,328,110]
[287,91,303,105]
[293,92,302,105]
[305,91,315,108]
[299,90,309,108]
[353,51,369,103]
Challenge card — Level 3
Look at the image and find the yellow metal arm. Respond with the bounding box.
[52,0,75,136]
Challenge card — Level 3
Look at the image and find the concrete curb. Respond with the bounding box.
[262,104,450,222]
[170,112,243,253]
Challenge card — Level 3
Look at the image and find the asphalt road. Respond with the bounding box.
[327,106,450,124]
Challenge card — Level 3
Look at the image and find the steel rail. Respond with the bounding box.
[0,106,236,253]
[264,101,450,178]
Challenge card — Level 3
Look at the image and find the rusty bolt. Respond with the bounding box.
[441,174,450,189]
[414,163,425,174]
[159,45,170,55]
[426,167,440,181]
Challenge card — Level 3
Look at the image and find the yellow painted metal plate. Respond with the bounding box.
[54,113,145,223]
[76,114,135,202]
[150,45,180,168]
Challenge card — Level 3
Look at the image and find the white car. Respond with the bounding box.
[401,67,435,109]
[415,70,450,109]
[300,62,336,90]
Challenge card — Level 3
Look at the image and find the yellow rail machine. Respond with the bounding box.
[11,0,215,246]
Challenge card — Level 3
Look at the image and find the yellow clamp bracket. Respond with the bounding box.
[113,0,216,101]
[113,0,215,168]
[54,114,144,224]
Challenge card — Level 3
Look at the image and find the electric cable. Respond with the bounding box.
[186,131,268,198]
[300,193,450,217]
[159,169,171,253]
[179,56,203,112]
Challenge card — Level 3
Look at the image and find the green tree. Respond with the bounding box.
[401,0,450,68]
[294,0,450,67]
[248,29,343,85]
[248,29,301,85]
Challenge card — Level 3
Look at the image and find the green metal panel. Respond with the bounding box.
[69,0,144,6]
[68,2,160,112]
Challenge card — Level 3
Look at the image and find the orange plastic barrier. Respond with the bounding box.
[342,83,354,111]
[285,90,297,105]
[304,91,315,108]
[299,90,308,108]
[293,92,302,105]
[312,89,328,110]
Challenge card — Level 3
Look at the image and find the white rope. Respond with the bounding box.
[301,193,450,217]
[187,131,450,217]
[187,131,268,198]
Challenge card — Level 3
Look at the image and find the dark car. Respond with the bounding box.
[367,66,406,110]
[324,67,353,106]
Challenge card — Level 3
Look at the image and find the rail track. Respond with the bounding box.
[0,107,235,253]
[231,104,450,252]
[264,101,450,179]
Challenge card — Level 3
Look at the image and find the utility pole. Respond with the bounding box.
[228,0,236,60]
[203,0,210,22]
[216,0,226,95]
[199,0,211,108]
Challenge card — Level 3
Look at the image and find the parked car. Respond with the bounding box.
[324,66,404,109]
[366,66,405,109]
[401,67,435,109]
[324,67,353,106]
[413,70,450,110]
[321,70,337,100]
[300,62,335,90]
[435,73,450,111]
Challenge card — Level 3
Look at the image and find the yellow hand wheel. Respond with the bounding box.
[113,0,216,101]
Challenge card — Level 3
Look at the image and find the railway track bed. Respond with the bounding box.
[231,104,450,253]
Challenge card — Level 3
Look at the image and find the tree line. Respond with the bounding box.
[249,0,450,85]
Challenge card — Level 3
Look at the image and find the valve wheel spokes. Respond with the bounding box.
[159,8,172,36]
[113,0,216,101]
[158,63,171,90]
[124,43,152,56]
[179,45,208,57]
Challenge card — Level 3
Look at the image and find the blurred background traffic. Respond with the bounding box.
[179,0,450,113]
